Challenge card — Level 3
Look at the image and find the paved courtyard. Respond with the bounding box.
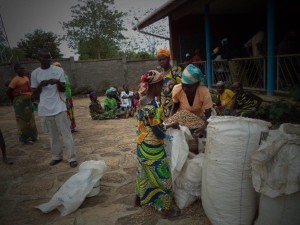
[0,97,211,225]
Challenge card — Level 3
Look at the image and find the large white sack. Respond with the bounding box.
[165,125,193,181]
[202,116,270,225]
[252,123,300,197]
[35,160,106,216]
[174,152,204,196]
[255,192,300,225]
[173,185,198,209]
[174,153,204,209]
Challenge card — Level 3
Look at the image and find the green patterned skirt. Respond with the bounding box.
[13,95,38,142]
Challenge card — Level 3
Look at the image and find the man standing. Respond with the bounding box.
[31,48,77,168]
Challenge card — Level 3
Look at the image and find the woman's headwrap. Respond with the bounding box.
[216,81,225,87]
[182,64,206,84]
[156,48,171,57]
[139,70,163,95]
[89,91,97,100]
[105,87,116,95]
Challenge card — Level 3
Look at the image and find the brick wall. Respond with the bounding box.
[0,57,158,102]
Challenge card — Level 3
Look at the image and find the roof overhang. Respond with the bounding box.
[132,0,267,31]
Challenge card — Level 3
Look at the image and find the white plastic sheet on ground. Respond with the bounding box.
[202,116,271,225]
[35,160,106,216]
[251,123,300,225]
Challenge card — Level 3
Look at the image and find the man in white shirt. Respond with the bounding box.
[120,84,134,115]
[31,48,77,168]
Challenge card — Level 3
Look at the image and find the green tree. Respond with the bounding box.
[123,8,169,55]
[17,29,62,59]
[62,0,127,59]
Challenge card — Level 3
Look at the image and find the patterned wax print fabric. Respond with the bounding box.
[64,74,76,130]
[172,83,213,118]
[136,99,173,211]
[103,97,126,117]
[9,76,38,142]
[161,66,182,118]
[89,100,115,120]
[13,95,38,142]
[235,91,257,116]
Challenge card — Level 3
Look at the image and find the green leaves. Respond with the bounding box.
[62,0,126,59]
[17,29,62,60]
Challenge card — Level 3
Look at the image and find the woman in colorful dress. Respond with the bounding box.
[135,70,180,218]
[156,48,182,118]
[52,62,77,132]
[6,63,38,144]
[103,87,129,118]
[89,91,116,120]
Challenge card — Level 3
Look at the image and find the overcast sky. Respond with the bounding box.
[0,0,168,59]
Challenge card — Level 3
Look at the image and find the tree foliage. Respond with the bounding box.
[62,0,127,59]
[121,8,169,55]
[17,29,62,59]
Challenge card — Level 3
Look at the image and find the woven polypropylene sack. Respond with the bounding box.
[202,116,270,225]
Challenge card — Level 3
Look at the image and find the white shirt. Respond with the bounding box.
[120,90,133,108]
[31,65,67,116]
[244,31,265,57]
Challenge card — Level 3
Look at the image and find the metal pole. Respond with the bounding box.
[204,5,212,88]
[267,0,275,96]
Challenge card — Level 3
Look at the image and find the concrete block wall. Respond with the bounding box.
[0,57,158,103]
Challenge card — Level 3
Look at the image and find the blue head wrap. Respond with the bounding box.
[182,64,206,85]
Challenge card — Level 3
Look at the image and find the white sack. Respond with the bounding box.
[255,192,300,225]
[35,160,106,216]
[165,125,193,181]
[251,123,300,197]
[174,153,204,209]
[202,116,270,225]
[173,185,198,210]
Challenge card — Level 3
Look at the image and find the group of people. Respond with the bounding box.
[134,47,265,218]
[5,49,78,168]
[215,81,262,117]
[2,47,263,219]
[89,84,140,120]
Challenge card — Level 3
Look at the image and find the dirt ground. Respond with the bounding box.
[0,97,211,225]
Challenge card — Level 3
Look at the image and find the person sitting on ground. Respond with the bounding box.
[112,86,122,108]
[231,82,263,117]
[103,87,130,118]
[89,91,117,120]
[120,84,134,116]
[171,64,213,137]
[214,81,235,115]
[135,69,181,218]
[0,129,13,165]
